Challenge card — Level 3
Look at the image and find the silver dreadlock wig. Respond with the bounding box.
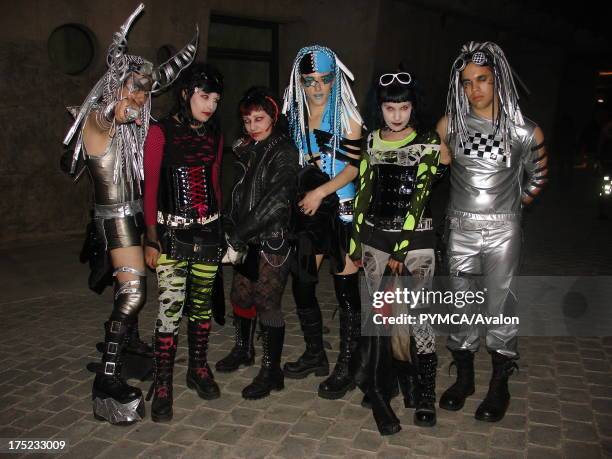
[282,45,362,174]
[63,3,199,189]
[446,41,524,167]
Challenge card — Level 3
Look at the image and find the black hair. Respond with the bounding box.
[237,86,288,138]
[373,75,423,132]
[174,62,224,133]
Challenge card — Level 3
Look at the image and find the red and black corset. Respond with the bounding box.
[157,118,218,220]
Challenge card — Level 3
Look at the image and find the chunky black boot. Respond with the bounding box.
[439,350,475,411]
[146,331,177,422]
[242,324,285,400]
[318,274,361,400]
[215,316,256,372]
[361,359,418,409]
[125,316,153,357]
[357,336,400,435]
[92,320,145,424]
[361,374,399,409]
[395,359,418,409]
[413,352,438,427]
[369,388,401,436]
[361,387,399,409]
[186,320,220,400]
[285,280,329,378]
[474,352,518,422]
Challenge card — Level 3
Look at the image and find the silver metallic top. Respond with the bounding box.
[447,111,538,220]
[86,136,140,206]
[445,41,526,167]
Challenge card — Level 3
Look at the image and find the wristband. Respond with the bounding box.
[145,239,161,251]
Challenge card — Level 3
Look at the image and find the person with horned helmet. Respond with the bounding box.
[63,3,198,424]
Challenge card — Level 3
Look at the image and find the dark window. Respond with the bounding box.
[208,15,280,207]
[207,14,279,141]
[48,24,96,75]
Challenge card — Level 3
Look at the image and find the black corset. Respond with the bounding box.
[158,165,217,219]
[367,164,417,230]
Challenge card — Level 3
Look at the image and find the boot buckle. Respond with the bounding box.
[104,362,116,375]
[107,342,119,355]
[110,321,122,333]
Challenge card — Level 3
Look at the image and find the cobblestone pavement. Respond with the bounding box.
[1,169,611,458]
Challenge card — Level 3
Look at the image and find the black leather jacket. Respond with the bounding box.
[225,131,299,249]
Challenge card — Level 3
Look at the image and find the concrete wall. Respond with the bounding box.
[0,0,606,242]
[0,0,211,242]
[0,0,381,242]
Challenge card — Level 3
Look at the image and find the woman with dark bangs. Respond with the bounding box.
[143,63,225,422]
[350,70,442,434]
[219,87,299,400]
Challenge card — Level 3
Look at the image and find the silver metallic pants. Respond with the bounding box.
[446,218,521,358]
[362,244,436,355]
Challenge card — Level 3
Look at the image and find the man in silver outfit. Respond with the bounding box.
[436,41,548,422]
[63,4,198,424]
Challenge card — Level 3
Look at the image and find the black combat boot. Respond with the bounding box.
[284,280,329,379]
[439,350,475,411]
[318,274,360,400]
[395,358,418,408]
[361,381,400,408]
[186,319,220,400]
[474,352,518,422]
[149,331,177,422]
[413,352,438,427]
[215,315,257,372]
[242,324,285,400]
[368,388,402,435]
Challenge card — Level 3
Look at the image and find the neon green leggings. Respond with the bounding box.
[155,253,218,333]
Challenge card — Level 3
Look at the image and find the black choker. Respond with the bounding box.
[384,125,410,133]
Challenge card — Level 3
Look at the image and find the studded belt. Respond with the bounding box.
[338,199,354,217]
[365,217,433,232]
[157,211,219,228]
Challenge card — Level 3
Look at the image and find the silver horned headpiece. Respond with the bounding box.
[446,41,525,166]
[63,3,199,185]
[282,45,362,173]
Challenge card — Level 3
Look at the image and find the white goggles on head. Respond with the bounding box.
[379,72,412,87]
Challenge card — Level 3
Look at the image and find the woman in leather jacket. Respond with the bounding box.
[219,87,299,400]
